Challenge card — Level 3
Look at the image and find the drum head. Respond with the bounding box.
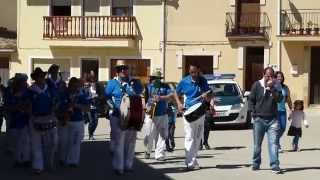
[184,103,202,116]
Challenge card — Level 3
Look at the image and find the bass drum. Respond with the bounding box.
[119,94,145,131]
[184,102,207,122]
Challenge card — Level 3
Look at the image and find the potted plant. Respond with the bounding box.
[313,23,319,35]
[299,23,304,35]
[305,21,313,35]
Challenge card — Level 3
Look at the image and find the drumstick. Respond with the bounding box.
[190,89,212,104]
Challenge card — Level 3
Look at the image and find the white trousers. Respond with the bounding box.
[110,116,137,172]
[11,127,31,163]
[66,121,84,165]
[144,114,168,159]
[30,115,58,171]
[184,115,205,168]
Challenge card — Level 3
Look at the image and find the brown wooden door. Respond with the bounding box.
[245,47,264,91]
[81,59,99,82]
[310,47,320,104]
[111,59,150,85]
[184,56,213,76]
[237,0,261,33]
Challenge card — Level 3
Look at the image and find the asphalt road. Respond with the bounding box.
[1,108,319,180]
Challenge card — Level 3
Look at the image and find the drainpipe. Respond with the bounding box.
[277,0,282,71]
[162,0,167,80]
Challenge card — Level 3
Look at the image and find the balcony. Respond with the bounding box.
[43,16,140,47]
[226,12,271,41]
[280,10,320,41]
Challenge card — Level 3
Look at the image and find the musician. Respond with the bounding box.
[144,70,172,161]
[46,64,69,166]
[84,74,99,140]
[4,73,31,168]
[104,60,143,175]
[60,77,90,167]
[174,64,213,170]
[29,67,59,174]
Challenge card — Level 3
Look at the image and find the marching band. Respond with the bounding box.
[0,62,214,176]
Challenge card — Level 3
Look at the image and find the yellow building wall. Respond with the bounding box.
[13,48,140,82]
[165,0,278,90]
[282,0,320,9]
[17,0,163,80]
[281,42,311,105]
[0,0,17,31]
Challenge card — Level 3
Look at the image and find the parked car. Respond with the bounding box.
[203,74,251,129]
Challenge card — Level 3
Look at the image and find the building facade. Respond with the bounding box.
[0,0,17,85]
[5,0,320,106]
[16,0,165,84]
[165,0,320,107]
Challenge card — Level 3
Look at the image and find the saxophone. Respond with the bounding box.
[146,87,159,119]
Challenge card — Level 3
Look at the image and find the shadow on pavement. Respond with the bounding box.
[214,146,247,151]
[215,163,251,169]
[0,135,172,180]
[299,148,320,152]
[283,166,320,173]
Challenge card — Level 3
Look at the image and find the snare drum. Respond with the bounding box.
[184,102,207,122]
[119,94,145,131]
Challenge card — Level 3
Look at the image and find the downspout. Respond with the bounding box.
[277,0,282,71]
[162,0,167,80]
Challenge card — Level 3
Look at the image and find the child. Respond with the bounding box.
[287,100,309,151]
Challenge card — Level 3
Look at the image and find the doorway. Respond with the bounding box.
[245,47,264,91]
[111,59,150,84]
[310,47,320,104]
[81,59,99,82]
[0,57,9,86]
[183,56,213,76]
[236,0,261,34]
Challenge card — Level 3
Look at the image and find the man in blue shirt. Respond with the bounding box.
[5,73,31,167]
[174,64,213,170]
[104,60,143,175]
[59,77,90,167]
[29,67,59,174]
[143,70,172,161]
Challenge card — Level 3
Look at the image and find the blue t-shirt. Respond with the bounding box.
[277,85,288,112]
[176,75,210,108]
[104,78,143,110]
[147,83,172,116]
[29,84,58,116]
[59,90,90,122]
[4,90,30,129]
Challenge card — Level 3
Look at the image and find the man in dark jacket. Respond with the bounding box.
[248,67,283,174]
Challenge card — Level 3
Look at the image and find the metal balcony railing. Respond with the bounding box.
[43,16,139,39]
[226,12,271,39]
[281,10,320,36]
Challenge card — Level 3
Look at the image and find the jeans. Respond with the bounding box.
[277,111,287,148]
[252,117,280,169]
[87,109,98,137]
[203,117,210,145]
[292,135,300,146]
[166,122,175,149]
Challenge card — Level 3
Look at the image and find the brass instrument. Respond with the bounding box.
[145,87,160,119]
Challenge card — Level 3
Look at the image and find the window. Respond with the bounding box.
[51,0,71,16]
[111,0,133,16]
[210,84,240,97]
[84,0,100,16]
